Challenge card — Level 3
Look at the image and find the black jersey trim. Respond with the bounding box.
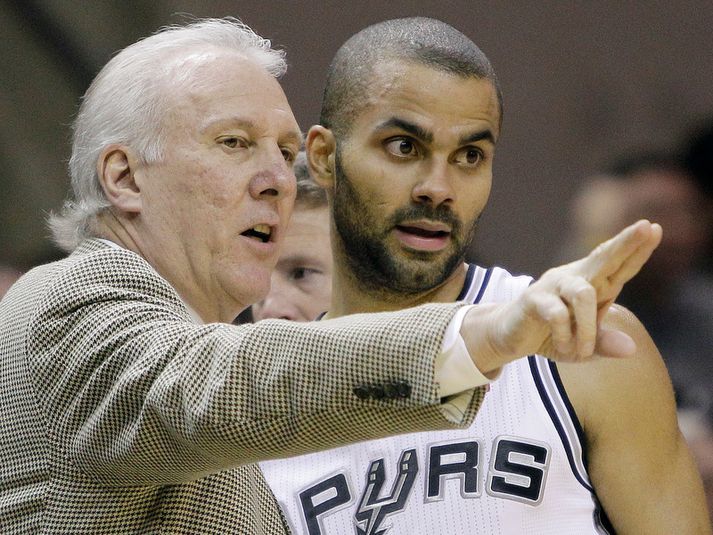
[548,360,616,534]
[456,264,477,301]
[548,360,588,465]
[531,357,617,534]
[473,267,493,304]
[528,356,594,492]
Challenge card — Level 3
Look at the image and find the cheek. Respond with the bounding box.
[346,154,391,197]
[301,278,332,314]
[473,175,492,205]
[460,180,491,220]
[196,169,235,211]
[367,180,408,215]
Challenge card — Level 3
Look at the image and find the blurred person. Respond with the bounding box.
[0,264,22,300]
[260,17,709,534]
[685,117,713,274]
[252,152,332,321]
[685,117,713,198]
[0,17,661,534]
[563,154,713,417]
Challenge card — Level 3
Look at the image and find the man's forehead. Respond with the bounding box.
[367,59,498,108]
[368,57,495,90]
[159,49,300,139]
[354,61,500,140]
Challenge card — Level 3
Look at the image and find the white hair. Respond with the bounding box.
[49,17,287,251]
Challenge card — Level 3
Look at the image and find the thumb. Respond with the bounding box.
[595,328,636,359]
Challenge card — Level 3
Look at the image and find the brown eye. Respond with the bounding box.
[455,146,484,167]
[385,138,418,158]
[281,148,295,163]
[219,136,248,149]
[398,140,413,154]
[466,148,481,164]
[291,267,310,280]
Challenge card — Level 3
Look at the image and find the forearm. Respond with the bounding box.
[32,299,483,485]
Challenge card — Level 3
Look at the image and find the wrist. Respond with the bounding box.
[461,303,511,376]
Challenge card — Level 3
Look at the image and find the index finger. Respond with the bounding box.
[607,222,662,288]
[581,220,661,285]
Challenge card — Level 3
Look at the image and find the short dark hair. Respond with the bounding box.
[294,151,327,209]
[320,17,502,137]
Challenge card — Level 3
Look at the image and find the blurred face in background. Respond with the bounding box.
[251,204,332,321]
[625,168,708,282]
[569,168,709,285]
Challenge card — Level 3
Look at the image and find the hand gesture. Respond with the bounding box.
[464,220,662,372]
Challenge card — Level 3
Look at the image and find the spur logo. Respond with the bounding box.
[297,436,551,535]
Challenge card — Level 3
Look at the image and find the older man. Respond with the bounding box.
[260,17,709,534]
[0,17,663,534]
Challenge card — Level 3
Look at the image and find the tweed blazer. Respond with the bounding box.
[0,240,485,534]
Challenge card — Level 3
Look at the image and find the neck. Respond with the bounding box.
[95,211,237,324]
[95,209,140,252]
[327,259,470,318]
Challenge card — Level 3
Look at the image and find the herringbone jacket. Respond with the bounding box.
[0,240,484,533]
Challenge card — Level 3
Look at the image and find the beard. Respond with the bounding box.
[332,151,478,297]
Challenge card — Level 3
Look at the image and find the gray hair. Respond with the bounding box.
[50,17,287,251]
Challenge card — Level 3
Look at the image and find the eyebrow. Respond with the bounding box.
[282,129,305,147]
[277,255,325,268]
[458,129,496,146]
[201,116,254,134]
[202,116,303,145]
[375,118,433,144]
[375,117,495,147]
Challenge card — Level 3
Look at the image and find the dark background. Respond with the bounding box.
[3,0,712,275]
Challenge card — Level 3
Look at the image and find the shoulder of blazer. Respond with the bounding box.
[32,239,191,323]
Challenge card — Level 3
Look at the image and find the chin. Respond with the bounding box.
[226,270,271,307]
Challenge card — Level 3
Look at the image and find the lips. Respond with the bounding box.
[394,220,452,251]
[396,225,450,238]
[241,223,272,243]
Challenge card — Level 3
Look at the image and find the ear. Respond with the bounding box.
[97,144,142,213]
[306,125,336,190]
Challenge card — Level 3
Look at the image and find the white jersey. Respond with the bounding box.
[261,265,614,535]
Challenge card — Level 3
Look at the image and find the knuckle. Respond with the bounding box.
[572,284,595,304]
[551,310,569,326]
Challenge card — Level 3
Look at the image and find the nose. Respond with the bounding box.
[252,277,300,321]
[249,147,297,201]
[411,161,456,207]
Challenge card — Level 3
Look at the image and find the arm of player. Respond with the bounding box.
[460,219,663,373]
[558,307,711,534]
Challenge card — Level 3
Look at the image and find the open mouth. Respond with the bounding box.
[241,224,272,243]
[396,225,450,239]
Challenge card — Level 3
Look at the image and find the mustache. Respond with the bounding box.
[388,204,462,230]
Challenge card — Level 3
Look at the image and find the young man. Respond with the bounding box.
[252,153,332,322]
[260,18,710,534]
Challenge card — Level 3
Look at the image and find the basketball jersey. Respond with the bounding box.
[260,265,614,534]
